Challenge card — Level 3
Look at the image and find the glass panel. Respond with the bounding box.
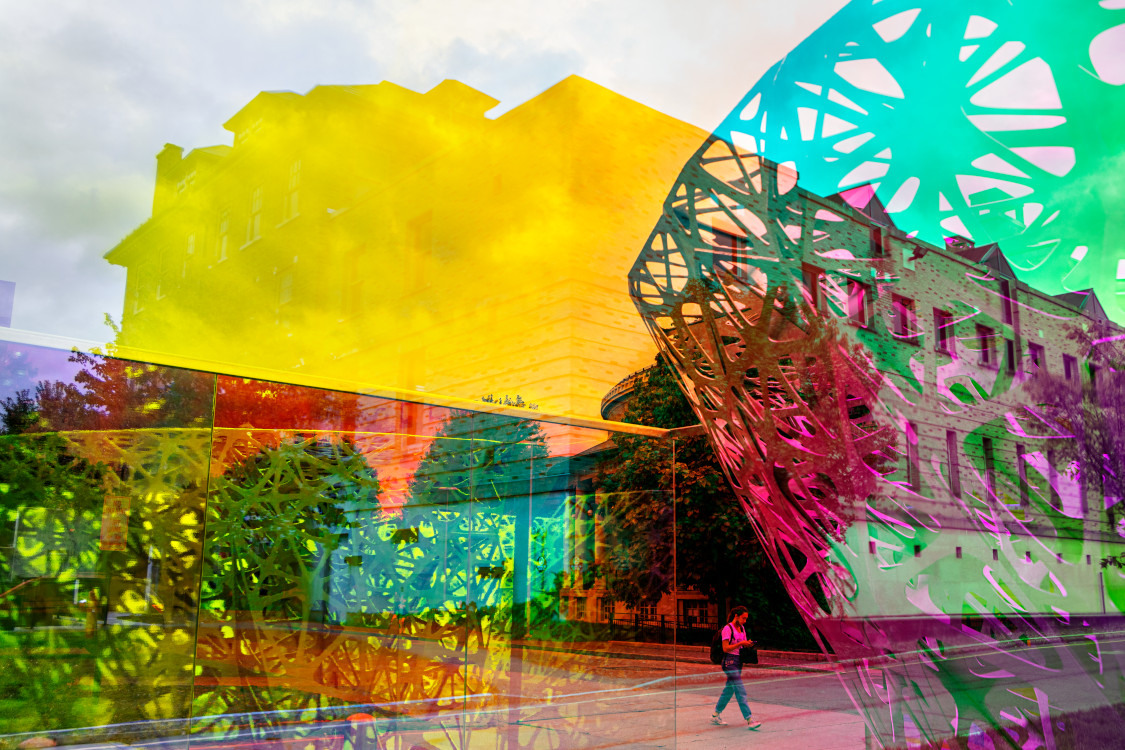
[0,339,215,737]
[1,346,680,746]
[192,377,471,740]
[509,429,677,748]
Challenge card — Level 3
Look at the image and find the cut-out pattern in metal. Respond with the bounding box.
[716,0,1125,316]
[630,134,1125,747]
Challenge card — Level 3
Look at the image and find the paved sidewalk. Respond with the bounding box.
[672,681,866,749]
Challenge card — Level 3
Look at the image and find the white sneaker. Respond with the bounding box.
[710,712,726,725]
[747,719,762,730]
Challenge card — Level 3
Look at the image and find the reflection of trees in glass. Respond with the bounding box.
[194,435,380,728]
[203,436,380,620]
[1,389,38,435]
[0,343,215,735]
[597,355,814,648]
[0,426,108,733]
[0,430,212,734]
[401,411,550,622]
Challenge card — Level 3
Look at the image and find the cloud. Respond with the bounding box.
[0,0,847,341]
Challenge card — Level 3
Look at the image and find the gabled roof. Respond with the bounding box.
[825,184,895,229]
[1052,288,1110,321]
[950,241,1019,281]
[223,91,303,134]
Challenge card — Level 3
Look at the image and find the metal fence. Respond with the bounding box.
[603,613,720,645]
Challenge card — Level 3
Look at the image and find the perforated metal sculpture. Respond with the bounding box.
[630,135,1125,747]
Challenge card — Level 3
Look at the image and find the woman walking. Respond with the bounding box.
[711,606,762,730]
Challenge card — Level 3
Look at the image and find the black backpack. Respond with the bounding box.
[709,626,726,665]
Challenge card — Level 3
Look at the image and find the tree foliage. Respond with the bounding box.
[1023,320,1125,531]
[597,355,815,648]
[203,436,381,621]
[399,410,553,615]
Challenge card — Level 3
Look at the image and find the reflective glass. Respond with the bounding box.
[0,339,215,735]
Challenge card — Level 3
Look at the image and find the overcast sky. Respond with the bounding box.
[0,0,848,344]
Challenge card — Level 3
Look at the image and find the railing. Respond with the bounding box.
[602,612,720,645]
[599,364,659,420]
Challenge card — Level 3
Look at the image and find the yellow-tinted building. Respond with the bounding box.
[105,76,706,419]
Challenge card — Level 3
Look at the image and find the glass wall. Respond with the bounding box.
[0,339,680,748]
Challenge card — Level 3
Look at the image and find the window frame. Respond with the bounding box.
[946,429,961,498]
[1064,354,1078,383]
[1027,342,1045,374]
[976,324,997,368]
[801,263,824,312]
[847,279,874,328]
[892,294,919,343]
[934,308,955,357]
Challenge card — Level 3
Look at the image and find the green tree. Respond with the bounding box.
[400,409,554,628]
[202,436,381,621]
[191,436,382,732]
[597,354,815,649]
[1022,321,1125,545]
[0,389,37,435]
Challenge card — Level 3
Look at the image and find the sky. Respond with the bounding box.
[0,0,848,345]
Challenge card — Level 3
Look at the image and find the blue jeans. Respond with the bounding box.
[714,654,751,720]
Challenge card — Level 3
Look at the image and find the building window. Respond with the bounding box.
[1028,342,1045,374]
[176,170,196,194]
[602,599,615,623]
[1088,362,1099,392]
[129,273,145,315]
[906,421,920,491]
[1005,338,1017,374]
[983,436,996,498]
[946,429,961,498]
[976,324,996,368]
[1000,279,1014,324]
[278,271,293,306]
[284,160,301,221]
[802,263,824,312]
[934,309,955,356]
[892,295,918,342]
[714,230,747,273]
[1064,354,1078,383]
[246,186,263,244]
[869,225,886,257]
[216,211,229,262]
[1046,448,1059,505]
[1016,443,1028,507]
[848,280,873,327]
[156,250,173,300]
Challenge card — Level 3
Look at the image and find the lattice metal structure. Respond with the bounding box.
[630,133,1125,747]
[714,0,1125,317]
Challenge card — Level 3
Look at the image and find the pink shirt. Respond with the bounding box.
[722,623,746,645]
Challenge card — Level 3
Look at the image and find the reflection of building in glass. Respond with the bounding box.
[557,478,715,634]
[105,77,706,419]
[631,144,1125,747]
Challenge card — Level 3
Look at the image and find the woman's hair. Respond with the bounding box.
[728,606,748,622]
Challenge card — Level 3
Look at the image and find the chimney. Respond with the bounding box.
[153,143,184,214]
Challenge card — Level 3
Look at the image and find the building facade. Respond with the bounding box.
[630,141,1125,746]
[105,77,707,421]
